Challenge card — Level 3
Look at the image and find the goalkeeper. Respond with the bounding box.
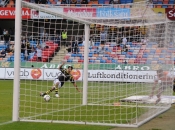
[150,69,174,104]
[40,62,80,98]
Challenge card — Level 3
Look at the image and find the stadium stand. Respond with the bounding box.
[4,0,135,6]
[63,41,174,64]
[5,41,59,62]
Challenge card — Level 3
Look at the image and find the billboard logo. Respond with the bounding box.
[71,70,81,80]
[96,8,130,18]
[166,8,175,20]
[31,10,39,18]
[63,8,96,18]
[31,69,42,79]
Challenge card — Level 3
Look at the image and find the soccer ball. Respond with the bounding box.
[44,95,50,102]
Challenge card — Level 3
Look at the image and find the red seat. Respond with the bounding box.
[32,55,37,60]
[42,56,48,62]
[140,61,146,64]
[168,5,173,8]
[163,1,168,4]
[113,47,117,50]
[137,55,142,58]
[48,48,56,52]
[43,51,53,56]
[106,60,112,63]
[78,59,84,63]
[110,54,117,58]
[127,52,132,55]
[134,59,141,64]
[64,55,70,60]
[141,58,147,61]
[46,41,54,44]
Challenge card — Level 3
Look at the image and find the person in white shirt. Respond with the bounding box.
[36,46,42,61]
[122,37,127,45]
[141,38,147,45]
[150,69,174,104]
[42,30,48,41]
[82,40,94,47]
[100,31,107,45]
[3,29,6,34]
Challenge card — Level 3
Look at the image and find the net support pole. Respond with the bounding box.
[12,0,22,121]
[82,24,89,105]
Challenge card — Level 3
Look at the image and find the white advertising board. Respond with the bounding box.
[0,68,158,83]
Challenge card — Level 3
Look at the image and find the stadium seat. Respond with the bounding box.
[78,59,84,63]
[112,59,117,63]
[162,5,168,8]
[93,59,99,63]
[88,54,93,57]
[71,54,77,57]
[146,60,151,64]
[106,60,112,63]
[104,54,109,57]
[163,1,169,4]
[126,0,133,3]
[120,0,126,4]
[100,59,106,63]
[96,57,102,60]
[89,59,95,63]
[153,0,157,4]
[117,59,123,63]
[74,57,80,60]
[67,59,73,62]
[73,59,78,63]
[98,0,105,4]
[107,57,113,60]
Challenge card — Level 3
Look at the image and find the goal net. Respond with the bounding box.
[13,2,175,127]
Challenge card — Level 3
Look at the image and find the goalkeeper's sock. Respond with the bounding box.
[40,89,53,97]
[55,88,60,97]
[46,89,52,95]
[55,88,58,94]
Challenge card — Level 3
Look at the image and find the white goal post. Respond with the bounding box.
[12,1,175,127]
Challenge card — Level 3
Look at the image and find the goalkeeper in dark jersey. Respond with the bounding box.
[40,62,80,98]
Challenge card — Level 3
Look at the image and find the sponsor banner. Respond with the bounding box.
[31,8,63,19]
[0,68,158,83]
[96,8,130,19]
[1,68,175,83]
[152,8,165,15]
[43,69,82,81]
[0,62,173,71]
[166,8,175,20]
[0,8,30,19]
[63,7,96,18]
[0,68,5,79]
[87,70,156,82]
[5,68,43,80]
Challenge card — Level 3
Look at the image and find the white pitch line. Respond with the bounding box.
[87,103,168,109]
[22,104,84,120]
[0,121,13,126]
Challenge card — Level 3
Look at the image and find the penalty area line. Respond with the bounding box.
[21,104,84,120]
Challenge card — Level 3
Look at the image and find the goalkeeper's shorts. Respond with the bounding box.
[53,79,62,89]
[173,85,175,92]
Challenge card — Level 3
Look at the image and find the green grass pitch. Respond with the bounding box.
[0,79,172,130]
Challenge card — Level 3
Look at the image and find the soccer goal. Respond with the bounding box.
[12,1,175,127]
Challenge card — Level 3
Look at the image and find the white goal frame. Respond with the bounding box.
[12,1,174,127]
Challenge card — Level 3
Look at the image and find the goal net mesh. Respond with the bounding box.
[18,1,174,127]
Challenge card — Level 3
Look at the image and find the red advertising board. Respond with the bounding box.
[166,8,175,20]
[63,8,96,18]
[0,8,30,19]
